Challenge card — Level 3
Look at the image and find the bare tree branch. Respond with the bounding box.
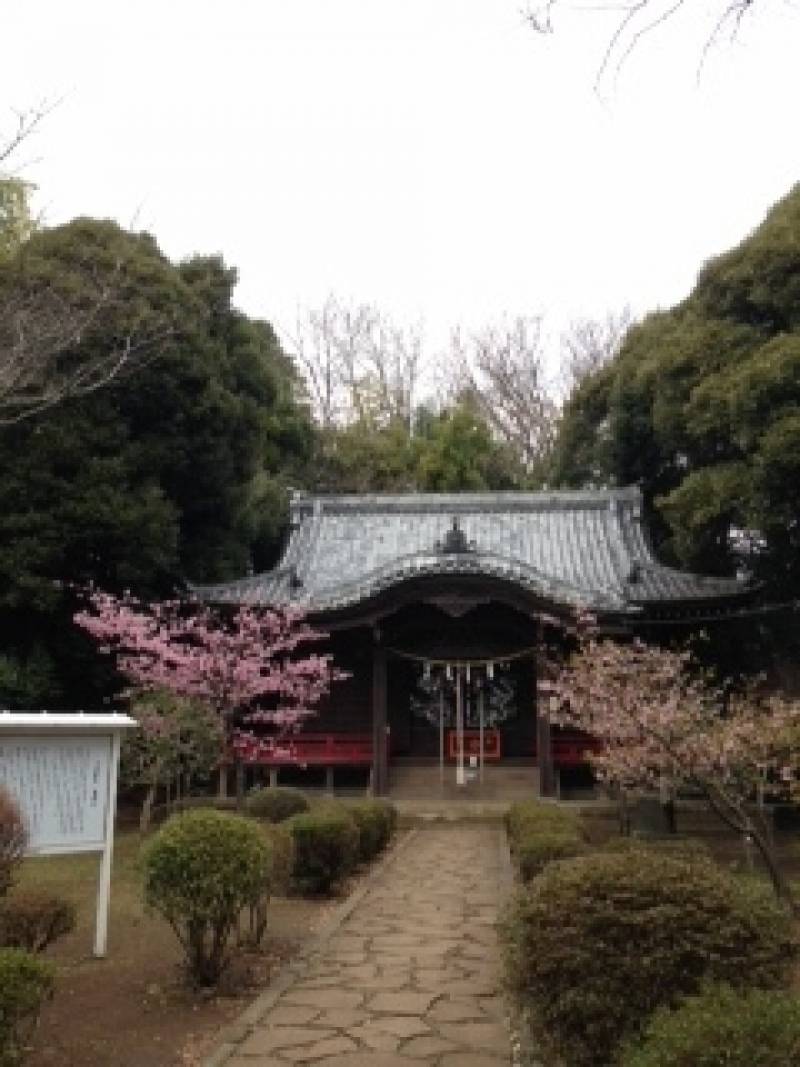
[560,306,633,393]
[523,0,763,88]
[0,258,177,424]
[445,316,559,474]
[0,100,59,172]
[285,296,423,429]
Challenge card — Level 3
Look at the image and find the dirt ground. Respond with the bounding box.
[16,830,345,1067]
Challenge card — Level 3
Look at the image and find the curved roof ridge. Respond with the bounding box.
[193,486,752,616]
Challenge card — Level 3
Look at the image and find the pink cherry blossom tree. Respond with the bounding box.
[549,623,799,909]
[74,590,346,779]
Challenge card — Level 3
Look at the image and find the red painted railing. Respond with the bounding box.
[534,731,601,768]
[238,733,375,767]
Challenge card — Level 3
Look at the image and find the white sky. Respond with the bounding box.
[2,0,799,376]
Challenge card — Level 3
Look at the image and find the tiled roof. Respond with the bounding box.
[193,487,749,617]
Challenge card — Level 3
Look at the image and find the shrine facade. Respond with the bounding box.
[196,488,754,796]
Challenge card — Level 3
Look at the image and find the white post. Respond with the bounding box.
[456,666,465,786]
[439,684,445,790]
[94,732,121,958]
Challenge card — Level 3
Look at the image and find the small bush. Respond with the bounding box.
[347,800,396,862]
[0,790,26,898]
[0,948,54,1065]
[601,835,712,860]
[245,786,309,823]
[261,823,295,895]
[0,890,76,953]
[288,808,359,894]
[515,831,586,882]
[241,822,296,948]
[620,984,800,1067]
[142,809,270,986]
[502,847,797,1067]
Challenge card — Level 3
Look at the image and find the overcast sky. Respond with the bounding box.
[2,0,799,375]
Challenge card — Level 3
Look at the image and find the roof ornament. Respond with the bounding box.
[435,516,476,555]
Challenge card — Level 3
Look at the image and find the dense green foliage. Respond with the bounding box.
[245,785,310,823]
[142,809,270,985]
[315,397,528,494]
[0,219,313,708]
[0,948,54,1065]
[0,890,75,953]
[620,983,800,1067]
[552,184,800,605]
[287,808,359,893]
[502,847,797,1067]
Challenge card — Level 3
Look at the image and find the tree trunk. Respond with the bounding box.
[704,785,797,914]
[139,781,157,833]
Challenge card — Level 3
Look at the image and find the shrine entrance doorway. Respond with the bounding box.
[383,601,538,781]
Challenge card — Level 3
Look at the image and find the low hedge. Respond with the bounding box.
[502,847,797,1067]
[288,808,359,894]
[505,801,586,882]
[620,984,800,1067]
[515,831,586,882]
[245,786,309,823]
[0,948,54,1065]
[505,800,585,846]
[0,890,76,953]
[347,800,396,862]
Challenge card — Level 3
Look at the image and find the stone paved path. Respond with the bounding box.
[215,823,513,1066]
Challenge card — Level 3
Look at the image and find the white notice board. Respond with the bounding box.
[0,735,112,854]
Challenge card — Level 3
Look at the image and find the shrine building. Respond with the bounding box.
[196,488,753,798]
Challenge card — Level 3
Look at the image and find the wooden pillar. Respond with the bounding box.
[372,633,388,796]
[536,698,557,798]
[234,760,245,809]
[534,629,557,800]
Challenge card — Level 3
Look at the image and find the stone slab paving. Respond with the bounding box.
[208,823,513,1066]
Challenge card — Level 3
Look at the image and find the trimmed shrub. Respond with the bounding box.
[0,790,26,898]
[600,835,712,860]
[0,948,54,1065]
[142,809,270,986]
[288,808,359,894]
[505,800,584,847]
[261,823,295,895]
[502,847,797,1067]
[347,800,396,862]
[245,786,309,823]
[505,800,586,881]
[515,831,586,882]
[241,822,296,948]
[620,984,800,1067]
[0,890,76,953]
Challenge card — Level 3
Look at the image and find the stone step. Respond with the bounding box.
[388,761,540,801]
